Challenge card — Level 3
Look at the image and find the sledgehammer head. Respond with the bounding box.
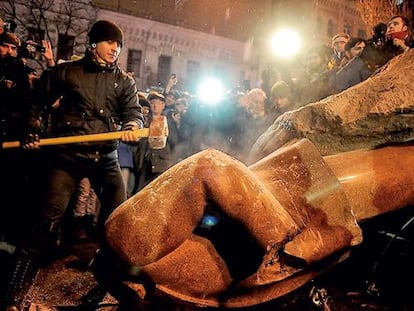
[148,115,169,149]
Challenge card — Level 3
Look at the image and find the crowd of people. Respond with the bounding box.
[0,19,145,311]
[0,13,412,311]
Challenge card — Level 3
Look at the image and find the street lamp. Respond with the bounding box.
[270,28,301,59]
[197,77,225,105]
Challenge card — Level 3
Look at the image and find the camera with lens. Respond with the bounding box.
[25,41,46,53]
[18,41,45,59]
[372,22,387,47]
[3,20,17,32]
[3,22,12,32]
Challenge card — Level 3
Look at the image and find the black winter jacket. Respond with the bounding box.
[31,51,144,155]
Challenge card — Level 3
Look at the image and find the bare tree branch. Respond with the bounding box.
[0,0,97,68]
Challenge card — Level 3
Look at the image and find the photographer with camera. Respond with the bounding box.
[17,39,55,68]
[0,31,41,143]
[0,30,45,307]
[1,16,55,67]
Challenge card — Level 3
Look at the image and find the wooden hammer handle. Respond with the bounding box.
[1,128,150,149]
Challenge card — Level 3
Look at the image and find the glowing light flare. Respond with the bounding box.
[270,28,302,59]
[197,77,225,105]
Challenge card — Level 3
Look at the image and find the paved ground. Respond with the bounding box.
[21,206,414,311]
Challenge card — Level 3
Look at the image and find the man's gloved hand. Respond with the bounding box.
[22,133,40,149]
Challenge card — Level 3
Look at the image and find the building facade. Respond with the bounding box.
[93,0,368,91]
[96,10,258,92]
[1,0,368,93]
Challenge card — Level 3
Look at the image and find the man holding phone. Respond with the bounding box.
[163,73,180,116]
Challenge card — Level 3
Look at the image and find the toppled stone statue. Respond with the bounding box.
[103,138,414,308]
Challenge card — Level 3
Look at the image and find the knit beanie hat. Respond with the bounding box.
[271,81,292,100]
[88,20,124,47]
[0,32,21,47]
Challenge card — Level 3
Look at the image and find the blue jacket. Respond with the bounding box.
[334,57,373,93]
